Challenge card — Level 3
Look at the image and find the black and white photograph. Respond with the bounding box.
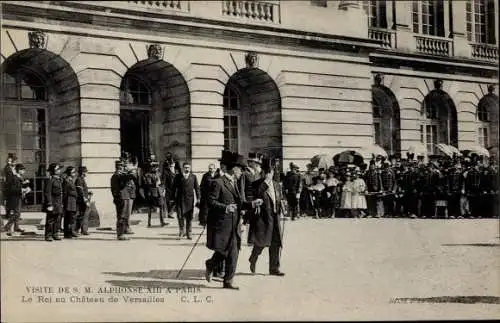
[0,0,498,321]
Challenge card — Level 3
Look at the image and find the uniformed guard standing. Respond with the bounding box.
[110,160,129,240]
[122,157,137,235]
[43,163,64,241]
[446,163,463,219]
[62,166,79,238]
[3,164,29,236]
[283,162,302,221]
[143,157,167,228]
[364,160,383,218]
[75,166,90,235]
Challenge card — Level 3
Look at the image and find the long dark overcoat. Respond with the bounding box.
[44,176,64,214]
[173,173,200,216]
[206,175,253,255]
[248,178,283,247]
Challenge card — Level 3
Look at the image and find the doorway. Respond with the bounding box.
[120,109,151,166]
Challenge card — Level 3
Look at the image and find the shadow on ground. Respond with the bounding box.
[391,296,500,304]
[104,269,207,281]
[442,243,500,247]
[104,279,211,290]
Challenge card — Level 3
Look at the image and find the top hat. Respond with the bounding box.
[231,152,247,168]
[261,157,275,173]
[218,150,234,166]
[78,166,88,174]
[15,163,25,171]
[7,153,17,160]
[406,152,415,160]
[247,152,262,164]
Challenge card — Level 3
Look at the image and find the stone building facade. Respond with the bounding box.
[0,0,498,217]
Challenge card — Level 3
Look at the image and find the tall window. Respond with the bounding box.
[223,86,240,152]
[1,70,48,207]
[477,101,490,148]
[412,0,445,36]
[363,0,388,28]
[120,76,152,106]
[466,0,496,44]
[420,100,440,154]
[373,104,382,146]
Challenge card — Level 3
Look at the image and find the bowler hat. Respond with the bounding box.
[47,163,61,174]
[15,163,25,171]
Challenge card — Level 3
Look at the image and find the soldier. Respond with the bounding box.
[121,156,137,235]
[199,163,217,227]
[62,166,79,238]
[205,151,263,290]
[75,166,90,235]
[401,159,419,218]
[380,161,396,217]
[364,160,383,218]
[447,163,463,219]
[110,160,129,240]
[143,157,167,228]
[162,156,177,219]
[3,164,29,236]
[283,162,302,221]
[464,158,482,218]
[43,163,64,241]
[173,162,200,240]
[248,157,285,276]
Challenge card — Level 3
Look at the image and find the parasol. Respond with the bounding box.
[436,143,454,157]
[460,143,490,157]
[310,154,333,170]
[407,143,427,157]
[333,150,365,166]
[359,144,388,160]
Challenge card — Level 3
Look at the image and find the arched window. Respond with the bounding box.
[477,91,496,148]
[420,100,440,154]
[412,0,445,37]
[223,86,240,152]
[119,75,152,165]
[466,0,496,44]
[1,69,48,207]
[371,82,401,155]
[120,75,152,106]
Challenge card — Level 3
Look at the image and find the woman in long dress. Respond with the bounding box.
[351,171,367,218]
[339,172,353,218]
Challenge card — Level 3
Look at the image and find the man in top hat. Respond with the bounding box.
[172,161,200,240]
[3,163,29,236]
[75,166,91,235]
[205,151,263,290]
[43,163,64,241]
[283,162,302,221]
[162,154,177,219]
[248,157,285,276]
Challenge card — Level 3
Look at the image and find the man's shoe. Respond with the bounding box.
[71,232,80,238]
[223,283,239,290]
[269,270,285,276]
[45,236,53,242]
[186,235,192,240]
[125,230,135,235]
[81,232,90,236]
[117,236,130,240]
[205,260,212,282]
[53,235,62,241]
[14,228,25,233]
[250,261,256,274]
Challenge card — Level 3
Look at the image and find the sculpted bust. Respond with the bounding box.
[147,44,163,60]
[245,51,258,69]
[28,30,47,49]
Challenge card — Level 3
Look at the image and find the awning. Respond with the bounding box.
[359,144,388,160]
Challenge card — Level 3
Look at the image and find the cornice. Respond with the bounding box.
[1,1,381,54]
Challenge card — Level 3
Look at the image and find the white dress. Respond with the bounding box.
[340,181,353,209]
[351,178,367,209]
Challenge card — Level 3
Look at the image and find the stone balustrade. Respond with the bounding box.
[368,27,395,49]
[470,43,498,62]
[128,0,189,12]
[221,0,280,24]
[414,35,453,57]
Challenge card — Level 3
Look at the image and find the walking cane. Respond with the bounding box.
[176,224,206,279]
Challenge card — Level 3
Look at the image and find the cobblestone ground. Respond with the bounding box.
[1,215,499,322]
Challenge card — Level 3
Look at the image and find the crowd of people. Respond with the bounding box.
[289,152,499,221]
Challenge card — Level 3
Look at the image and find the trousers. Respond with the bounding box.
[207,235,239,284]
[45,211,62,238]
[63,211,76,236]
[177,210,193,235]
[114,199,127,237]
[75,203,89,234]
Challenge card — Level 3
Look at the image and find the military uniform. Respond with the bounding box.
[464,166,482,218]
[43,164,64,241]
[75,167,90,235]
[401,165,418,217]
[283,163,302,220]
[110,161,129,240]
[143,163,166,227]
[364,164,383,217]
[381,164,396,217]
[446,167,463,219]
[62,168,79,238]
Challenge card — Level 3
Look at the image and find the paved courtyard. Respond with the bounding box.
[1,215,499,322]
